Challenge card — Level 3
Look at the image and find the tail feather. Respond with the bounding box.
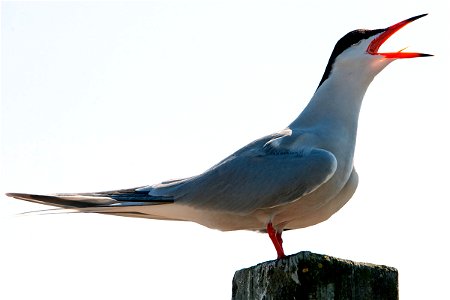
[13,203,182,222]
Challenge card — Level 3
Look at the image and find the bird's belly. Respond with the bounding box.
[134,201,266,231]
[273,168,359,230]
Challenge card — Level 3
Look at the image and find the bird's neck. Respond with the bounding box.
[290,72,374,132]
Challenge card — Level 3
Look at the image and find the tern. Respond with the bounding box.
[7,14,431,259]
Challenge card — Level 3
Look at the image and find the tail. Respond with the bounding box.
[6,188,175,219]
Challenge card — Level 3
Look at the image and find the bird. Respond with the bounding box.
[7,14,431,259]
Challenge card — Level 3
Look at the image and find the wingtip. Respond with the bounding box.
[6,192,50,203]
[6,192,30,200]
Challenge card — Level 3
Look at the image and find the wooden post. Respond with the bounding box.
[232,251,398,300]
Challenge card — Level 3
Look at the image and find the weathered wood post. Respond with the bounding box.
[232,251,398,300]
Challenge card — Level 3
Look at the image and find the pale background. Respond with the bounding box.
[1,1,449,299]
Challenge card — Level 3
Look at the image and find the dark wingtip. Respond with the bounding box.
[6,193,31,199]
[6,193,95,208]
[419,53,434,57]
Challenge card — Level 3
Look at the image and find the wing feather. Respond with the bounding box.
[6,187,173,210]
[147,147,337,214]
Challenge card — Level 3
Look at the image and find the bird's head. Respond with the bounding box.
[317,14,432,89]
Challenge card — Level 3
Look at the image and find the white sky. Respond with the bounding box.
[1,1,449,299]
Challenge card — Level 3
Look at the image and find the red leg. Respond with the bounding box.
[276,231,283,247]
[267,222,286,259]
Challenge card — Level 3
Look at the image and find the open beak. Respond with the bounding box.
[367,14,432,59]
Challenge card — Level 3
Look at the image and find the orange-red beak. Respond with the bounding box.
[367,14,432,59]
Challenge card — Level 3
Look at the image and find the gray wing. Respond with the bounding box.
[142,135,338,214]
[5,132,289,211]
